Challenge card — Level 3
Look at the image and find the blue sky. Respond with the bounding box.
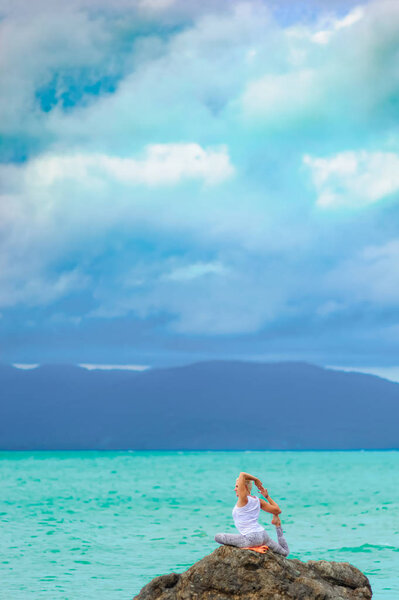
[1,0,399,373]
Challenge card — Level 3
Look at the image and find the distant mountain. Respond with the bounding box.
[0,361,397,449]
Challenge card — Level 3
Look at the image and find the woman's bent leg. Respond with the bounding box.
[261,527,289,557]
[214,532,249,547]
[214,528,289,555]
[215,531,265,548]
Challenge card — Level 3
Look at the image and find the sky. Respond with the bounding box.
[1,0,399,374]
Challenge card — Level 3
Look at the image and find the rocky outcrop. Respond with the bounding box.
[134,546,372,600]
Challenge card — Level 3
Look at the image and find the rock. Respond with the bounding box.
[134,546,372,600]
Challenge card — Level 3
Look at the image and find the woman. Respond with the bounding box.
[214,471,290,556]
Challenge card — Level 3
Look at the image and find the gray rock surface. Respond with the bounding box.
[134,546,372,600]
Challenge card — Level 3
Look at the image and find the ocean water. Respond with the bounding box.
[1,451,398,600]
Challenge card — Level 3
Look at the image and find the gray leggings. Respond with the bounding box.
[214,526,289,557]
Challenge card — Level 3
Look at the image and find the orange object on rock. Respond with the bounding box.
[243,545,269,554]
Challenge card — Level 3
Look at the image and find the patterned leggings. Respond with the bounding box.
[214,526,289,557]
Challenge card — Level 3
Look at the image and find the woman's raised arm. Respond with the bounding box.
[239,471,262,487]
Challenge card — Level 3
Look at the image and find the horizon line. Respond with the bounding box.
[0,448,398,452]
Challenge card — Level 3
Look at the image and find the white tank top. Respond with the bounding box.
[232,495,264,535]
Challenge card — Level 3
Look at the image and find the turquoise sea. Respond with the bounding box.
[1,451,398,599]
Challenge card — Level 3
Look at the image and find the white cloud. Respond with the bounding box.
[0,141,234,312]
[163,261,227,282]
[27,144,234,187]
[304,151,399,209]
[326,239,399,305]
[79,363,150,371]
[138,0,176,11]
[88,253,297,335]
[286,6,365,47]
[2,0,399,344]
[311,7,364,45]
[241,0,399,133]
[242,69,319,122]
[0,266,89,309]
[327,365,399,384]
[41,1,277,151]
[0,7,115,138]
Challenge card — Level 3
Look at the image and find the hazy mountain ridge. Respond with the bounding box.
[0,361,397,450]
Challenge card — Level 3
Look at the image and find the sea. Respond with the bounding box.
[1,451,398,599]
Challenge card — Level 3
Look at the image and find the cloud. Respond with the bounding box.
[0,265,89,309]
[87,251,302,335]
[79,363,149,370]
[0,140,234,313]
[327,365,399,383]
[2,0,399,365]
[310,6,365,45]
[242,69,319,123]
[326,239,399,305]
[28,144,234,187]
[0,7,119,146]
[304,151,399,208]
[138,0,177,11]
[162,261,227,282]
[241,0,399,139]
[38,1,277,155]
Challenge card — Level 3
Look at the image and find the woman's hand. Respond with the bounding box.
[255,479,267,494]
[254,479,270,498]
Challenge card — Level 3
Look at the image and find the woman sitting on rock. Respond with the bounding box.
[214,471,290,556]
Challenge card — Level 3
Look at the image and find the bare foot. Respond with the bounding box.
[272,515,281,527]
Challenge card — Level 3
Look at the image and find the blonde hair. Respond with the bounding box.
[245,480,252,493]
